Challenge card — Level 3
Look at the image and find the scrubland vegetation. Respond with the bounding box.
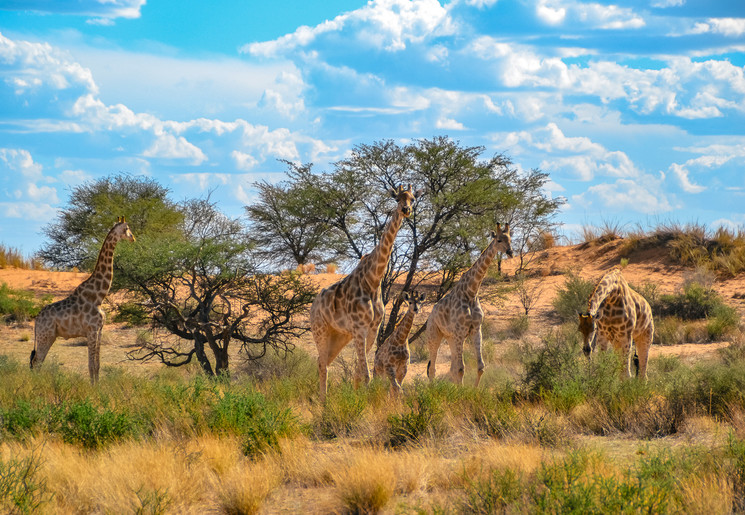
[4,330,745,513]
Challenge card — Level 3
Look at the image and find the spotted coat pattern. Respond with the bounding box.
[30,218,135,384]
[373,291,425,395]
[578,268,654,379]
[425,223,513,386]
[310,185,421,402]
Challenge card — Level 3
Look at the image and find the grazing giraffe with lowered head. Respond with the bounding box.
[310,184,421,402]
[425,223,513,386]
[578,268,654,379]
[30,217,136,384]
[373,290,425,395]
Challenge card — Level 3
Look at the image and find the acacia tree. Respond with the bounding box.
[116,198,317,376]
[38,174,182,271]
[248,137,536,344]
[245,162,333,268]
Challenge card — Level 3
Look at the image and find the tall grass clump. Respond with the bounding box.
[0,245,41,270]
[552,271,596,323]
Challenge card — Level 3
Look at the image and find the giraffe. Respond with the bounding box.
[577,268,654,379]
[310,184,421,402]
[425,223,513,386]
[30,217,136,384]
[373,290,425,395]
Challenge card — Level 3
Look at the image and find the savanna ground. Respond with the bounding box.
[3,236,745,513]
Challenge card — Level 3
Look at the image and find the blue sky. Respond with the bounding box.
[1,0,744,255]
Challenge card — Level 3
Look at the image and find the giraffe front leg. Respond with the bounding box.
[472,326,485,387]
[87,327,103,385]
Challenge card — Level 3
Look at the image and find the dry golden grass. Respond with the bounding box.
[330,446,397,514]
[1,436,282,514]
[679,473,734,515]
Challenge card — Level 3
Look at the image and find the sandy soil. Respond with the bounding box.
[2,238,743,379]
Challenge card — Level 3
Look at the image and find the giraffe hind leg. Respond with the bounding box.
[31,319,56,371]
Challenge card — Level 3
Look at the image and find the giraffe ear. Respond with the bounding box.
[418,292,426,302]
[402,292,410,302]
[491,230,497,238]
[503,222,510,233]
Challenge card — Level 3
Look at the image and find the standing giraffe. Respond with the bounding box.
[30,217,136,384]
[311,184,421,402]
[578,268,654,379]
[373,290,425,395]
[425,223,513,386]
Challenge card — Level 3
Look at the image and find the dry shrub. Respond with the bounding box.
[214,459,282,515]
[331,447,397,514]
[679,473,733,515]
[325,263,338,274]
[459,442,545,486]
[273,436,338,487]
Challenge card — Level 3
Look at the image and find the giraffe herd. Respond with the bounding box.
[28,189,654,397]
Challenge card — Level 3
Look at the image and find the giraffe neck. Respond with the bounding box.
[79,229,119,304]
[588,271,624,316]
[390,306,416,347]
[357,208,404,291]
[458,237,501,299]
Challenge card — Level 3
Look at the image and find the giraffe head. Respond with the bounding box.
[402,290,426,313]
[491,223,513,258]
[389,184,422,218]
[577,312,595,357]
[113,216,136,243]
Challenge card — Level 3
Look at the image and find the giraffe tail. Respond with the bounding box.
[30,349,36,369]
[633,351,640,377]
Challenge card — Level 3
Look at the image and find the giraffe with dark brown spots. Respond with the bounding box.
[373,290,425,395]
[578,268,654,379]
[30,217,136,384]
[425,223,513,386]
[310,184,422,402]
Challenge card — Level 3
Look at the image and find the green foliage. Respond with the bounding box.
[112,301,149,326]
[316,382,367,439]
[207,390,296,457]
[552,271,596,323]
[387,381,446,448]
[52,399,136,450]
[38,174,183,271]
[520,327,584,402]
[0,283,50,323]
[0,454,48,514]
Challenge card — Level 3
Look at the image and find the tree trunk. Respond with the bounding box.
[214,345,230,376]
[193,334,215,376]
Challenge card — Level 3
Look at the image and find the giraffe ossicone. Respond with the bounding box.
[310,183,422,402]
[373,290,425,395]
[425,222,513,386]
[577,268,654,379]
[30,217,135,384]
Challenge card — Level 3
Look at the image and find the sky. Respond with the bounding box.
[1,0,744,256]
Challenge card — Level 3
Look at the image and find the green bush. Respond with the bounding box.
[657,282,723,320]
[316,382,367,439]
[52,399,136,450]
[707,303,740,340]
[387,382,445,448]
[207,390,296,457]
[552,271,596,323]
[0,283,50,323]
[112,301,149,326]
